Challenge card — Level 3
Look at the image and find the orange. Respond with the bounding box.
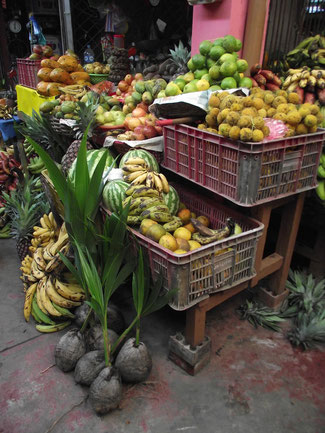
[177,208,191,224]
[197,215,210,227]
[174,227,192,241]
[159,234,178,252]
[183,223,196,234]
[140,219,158,236]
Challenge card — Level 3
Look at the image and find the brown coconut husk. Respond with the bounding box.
[74,303,125,334]
[85,324,119,352]
[74,350,106,386]
[115,337,152,383]
[89,366,122,414]
[55,328,86,372]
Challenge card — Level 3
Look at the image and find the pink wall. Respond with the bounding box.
[191,0,248,55]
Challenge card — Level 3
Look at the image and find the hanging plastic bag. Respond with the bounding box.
[27,14,46,46]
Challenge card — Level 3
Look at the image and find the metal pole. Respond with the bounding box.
[58,0,74,53]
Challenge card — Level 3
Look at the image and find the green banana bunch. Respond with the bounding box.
[286,35,325,68]
[23,139,36,157]
[0,222,11,238]
[28,156,46,174]
[163,216,183,232]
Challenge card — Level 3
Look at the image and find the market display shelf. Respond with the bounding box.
[162,124,325,207]
[102,182,263,311]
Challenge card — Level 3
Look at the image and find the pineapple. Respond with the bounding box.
[169,41,191,80]
[61,100,98,174]
[3,176,50,261]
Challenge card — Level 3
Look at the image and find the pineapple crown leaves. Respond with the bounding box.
[287,309,325,350]
[73,96,99,139]
[236,299,285,332]
[169,40,191,67]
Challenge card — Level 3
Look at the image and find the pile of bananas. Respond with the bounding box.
[123,184,174,225]
[282,68,325,92]
[121,157,169,193]
[58,84,88,99]
[285,34,325,69]
[21,213,85,333]
[0,104,16,120]
[27,156,46,175]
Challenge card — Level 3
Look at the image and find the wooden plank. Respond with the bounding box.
[185,305,206,348]
[269,192,306,295]
[252,252,283,284]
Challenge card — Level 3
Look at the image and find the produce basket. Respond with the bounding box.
[163,124,325,206]
[16,58,41,89]
[89,73,109,84]
[101,182,263,310]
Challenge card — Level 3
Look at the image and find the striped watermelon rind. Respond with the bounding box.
[102,180,129,213]
[163,185,180,215]
[69,148,116,182]
[119,149,159,173]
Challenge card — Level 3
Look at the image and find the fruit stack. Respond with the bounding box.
[249,64,282,90]
[107,47,130,83]
[282,67,325,104]
[285,34,325,69]
[0,151,21,194]
[22,214,86,333]
[200,87,323,140]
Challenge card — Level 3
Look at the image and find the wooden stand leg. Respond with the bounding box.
[185,305,206,348]
[268,192,306,295]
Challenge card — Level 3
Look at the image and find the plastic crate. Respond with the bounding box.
[16,58,41,89]
[89,73,109,84]
[162,125,325,206]
[102,183,263,310]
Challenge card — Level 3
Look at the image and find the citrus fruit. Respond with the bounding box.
[221,77,237,89]
[184,223,196,234]
[165,82,182,96]
[210,85,222,91]
[209,45,226,61]
[234,38,242,52]
[194,68,209,80]
[220,61,237,77]
[187,58,196,71]
[199,40,213,56]
[219,53,237,64]
[236,59,248,73]
[177,208,191,224]
[183,71,195,83]
[209,65,220,80]
[183,81,198,93]
[197,215,210,226]
[202,73,214,84]
[176,238,190,251]
[192,54,206,69]
[239,77,253,88]
[233,71,241,83]
[146,224,166,242]
[188,240,202,251]
[159,234,178,251]
[157,90,166,98]
[196,79,210,91]
[140,219,158,235]
[213,38,224,46]
[174,249,188,255]
[222,35,237,53]
[175,78,186,91]
[174,227,192,241]
[206,58,216,69]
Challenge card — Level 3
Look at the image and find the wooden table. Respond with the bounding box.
[184,192,306,348]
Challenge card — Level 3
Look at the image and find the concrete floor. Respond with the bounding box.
[1,238,325,433]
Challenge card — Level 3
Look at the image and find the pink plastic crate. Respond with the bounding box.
[17,58,41,89]
[162,124,325,206]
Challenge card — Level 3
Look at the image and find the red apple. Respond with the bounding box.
[42,45,53,57]
[134,125,144,135]
[29,53,40,60]
[155,125,163,135]
[32,44,43,55]
[143,125,157,139]
[118,80,129,92]
[124,74,133,84]
[137,102,149,113]
[132,107,147,118]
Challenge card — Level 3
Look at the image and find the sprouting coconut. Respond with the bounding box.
[85,324,118,351]
[74,350,106,386]
[89,366,122,414]
[74,303,125,334]
[115,337,152,383]
[55,328,86,372]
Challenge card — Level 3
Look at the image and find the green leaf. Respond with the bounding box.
[74,129,90,215]
[84,151,107,220]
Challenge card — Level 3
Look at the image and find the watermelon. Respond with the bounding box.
[163,185,180,215]
[119,149,159,172]
[69,148,116,183]
[102,180,129,213]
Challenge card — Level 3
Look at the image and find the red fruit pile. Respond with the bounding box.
[250,64,282,91]
[0,152,21,196]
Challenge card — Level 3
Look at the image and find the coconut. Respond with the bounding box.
[115,337,152,383]
[89,366,122,414]
[74,303,125,334]
[85,324,119,351]
[55,328,86,372]
[74,350,106,386]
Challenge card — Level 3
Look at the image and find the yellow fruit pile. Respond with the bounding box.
[199,88,323,141]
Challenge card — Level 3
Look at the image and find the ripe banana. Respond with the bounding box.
[299,78,308,88]
[131,186,160,198]
[163,216,183,232]
[36,320,71,333]
[31,259,46,279]
[33,226,50,238]
[124,170,147,183]
[129,197,149,211]
[153,172,163,193]
[139,198,164,211]
[23,283,37,322]
[127,216,142,225]
[33,248,46,270]
[124,157,147,166]
[122,164,147,173]
[40,277,62,317]
[158,173,169,193]
[191,218,215,236]
[45,254,62,273]
[46,277,81,308]
[146,211,172,223]
[43,241,55,261]
[125,184,149,196]
[49,232,69,256]
[146,172,155,188]
[36,279,49,315]
[54,279,85,301]
[130,172,148,186]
